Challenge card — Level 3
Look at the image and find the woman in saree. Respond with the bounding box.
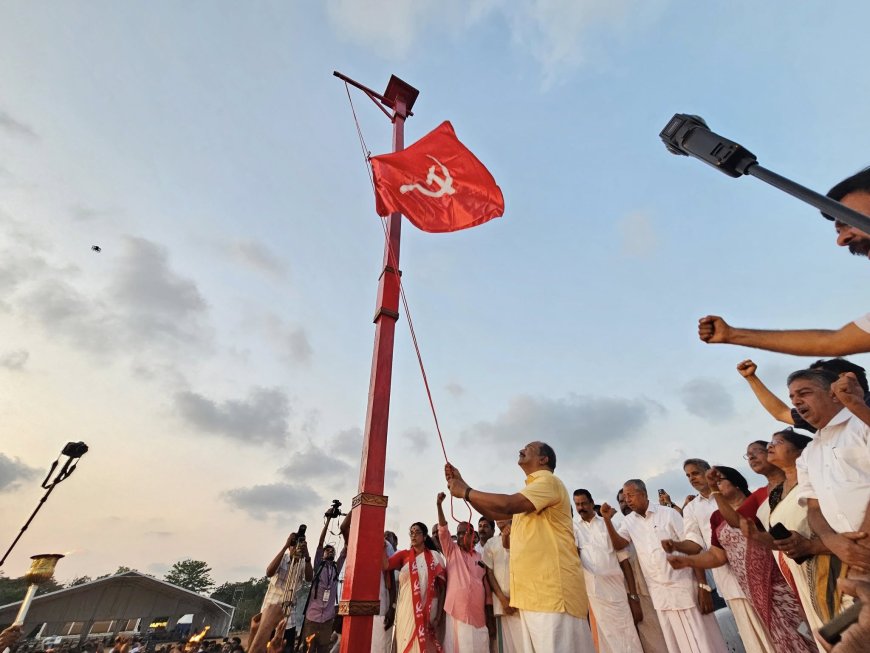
[385,522,447,653]
[667,465,814,653]
[744,429,849,650]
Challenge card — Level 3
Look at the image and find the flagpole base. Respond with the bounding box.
[338,600,380,616]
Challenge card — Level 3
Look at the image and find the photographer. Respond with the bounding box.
[300,504,349,653]
[248,528,312,653]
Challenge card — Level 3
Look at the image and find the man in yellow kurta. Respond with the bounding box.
[445,442,594,653]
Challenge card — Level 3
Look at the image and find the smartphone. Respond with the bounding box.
[769,522,810,565]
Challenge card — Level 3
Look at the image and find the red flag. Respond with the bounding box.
[370,121,504,233]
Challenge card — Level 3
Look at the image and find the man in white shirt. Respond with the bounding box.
[666,459,772,653]
[614,489,668,653]
[602,480,727,653]
[572,489,643,653]
[789,367,870,575]
[482,519,522,653]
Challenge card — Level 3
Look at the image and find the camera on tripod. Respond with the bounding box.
[62,441,89,458]
[324,499,342,520]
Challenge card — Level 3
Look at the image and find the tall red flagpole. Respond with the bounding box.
[335,72,419,652]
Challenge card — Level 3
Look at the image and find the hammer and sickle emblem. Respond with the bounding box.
[399,155,456,198]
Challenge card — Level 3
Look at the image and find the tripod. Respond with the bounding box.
[0,442,88,568]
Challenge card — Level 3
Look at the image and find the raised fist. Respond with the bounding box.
[736,359,757,378]
[698,315,732,344]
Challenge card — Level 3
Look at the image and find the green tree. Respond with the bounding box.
[211,577,269,630]
[0,572,62,604]
[95,565,137,581]
[67,575,92,587]
[164,559,214,593]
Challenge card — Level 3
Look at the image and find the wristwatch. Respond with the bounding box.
[698,583,712,592]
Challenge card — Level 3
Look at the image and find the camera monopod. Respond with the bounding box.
[659,114,870,234]
[0,441,88,568]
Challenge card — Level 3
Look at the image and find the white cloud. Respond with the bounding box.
[0,453,39,492]
[226,240,289,280]
[324,0,666,86]
[445,382,465,398]
[402,427,430,450]
[0,108,38,139]
[279,444,354,480]
[465,392,661,465]
[222,482,321,520]
[0,349,29,371]
[174,387,293,445]
[262,314,313,367]
[680,378,735,422]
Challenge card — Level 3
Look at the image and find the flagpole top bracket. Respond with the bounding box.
[383,75,419,115]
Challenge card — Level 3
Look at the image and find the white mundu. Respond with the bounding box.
[518,610,594,653]
[573,514,643,653]
[482,536,522,653]
[617,505,728,653]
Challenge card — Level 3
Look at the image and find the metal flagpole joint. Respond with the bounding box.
[659,113,870,235]
[334,72,419,653]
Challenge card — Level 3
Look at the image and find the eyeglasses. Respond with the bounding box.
[743,448,768,460]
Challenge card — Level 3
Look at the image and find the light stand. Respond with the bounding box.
[0,442,88,568]
[659,114,870,234]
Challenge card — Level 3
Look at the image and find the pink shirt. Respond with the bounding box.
[438,524,486,627]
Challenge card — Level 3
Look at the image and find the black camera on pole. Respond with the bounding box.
[659,112,870,234]
[324,499,342,520]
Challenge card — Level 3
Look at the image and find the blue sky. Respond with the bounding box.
[1,1,870,584]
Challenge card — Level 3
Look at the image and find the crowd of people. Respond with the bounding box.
[5,170,870,653]
[0,633,248,653]
[242,167,870,653]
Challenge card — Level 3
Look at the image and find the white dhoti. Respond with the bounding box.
[656,607,728,653]
[494,613,523,653]
[443,614,489,653]
[370,615,394,653]
[725,598,774,653]
[518,610,595,653]
[585,575,643,653]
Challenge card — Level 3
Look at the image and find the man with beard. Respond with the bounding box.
[602,480,728,653]
[825,167,870,258]
[663,459,771,653]
[615,489,668,653]
[789,368,870,576]
[573,489,644,652]
[698,168,870,356]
